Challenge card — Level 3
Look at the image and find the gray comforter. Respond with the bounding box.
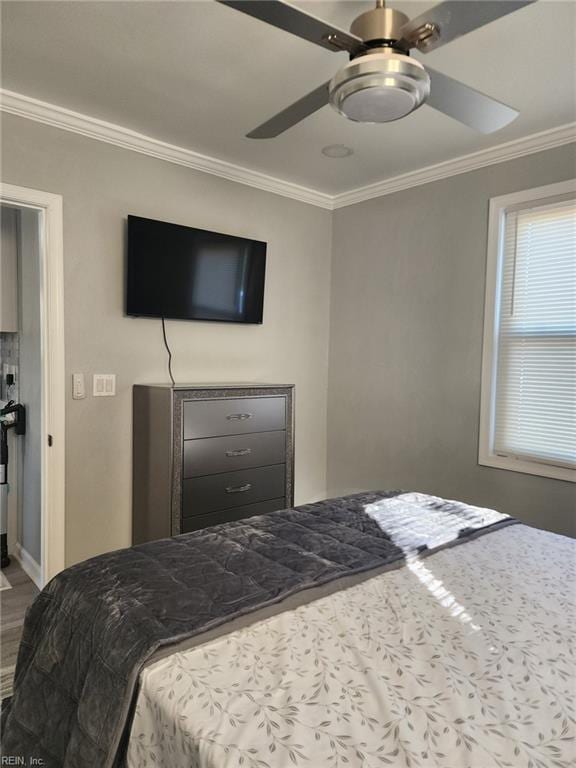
[0,491,516,767]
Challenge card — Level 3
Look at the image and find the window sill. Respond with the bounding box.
[479,452,576,483]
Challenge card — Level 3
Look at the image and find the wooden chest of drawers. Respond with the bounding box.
[132,384,294,544]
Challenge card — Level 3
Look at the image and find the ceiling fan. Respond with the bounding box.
[217,0,535,138]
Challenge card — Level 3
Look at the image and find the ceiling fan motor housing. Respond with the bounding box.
[349,4,410,49]
[329,52,430,124]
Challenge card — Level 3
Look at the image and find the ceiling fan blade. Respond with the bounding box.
[399,1,536,53]
[247,81,330,139]
[426,68,518,133]
[216,0,363,54]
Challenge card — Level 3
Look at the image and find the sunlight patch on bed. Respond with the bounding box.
[361,493,499,631]
[404,554,481,631]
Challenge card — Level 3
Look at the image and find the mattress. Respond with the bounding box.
[127,523,575,768]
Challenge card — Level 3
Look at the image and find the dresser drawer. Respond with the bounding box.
[183,464,285,517]
[183,396,286,439]
[181,498,286,533]
[183,431,286,478]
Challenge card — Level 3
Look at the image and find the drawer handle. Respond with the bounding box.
[226,413,253,421]
[225,483,253,494]
[225,448,252,458]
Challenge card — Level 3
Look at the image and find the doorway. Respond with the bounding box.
[0,184,65,588]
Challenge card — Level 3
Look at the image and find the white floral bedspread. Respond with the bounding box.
[127,524,575,768]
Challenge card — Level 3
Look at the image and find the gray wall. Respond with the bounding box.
[1,114,333,567]
[2,111,574,568]
[328,143,576,537]
[17,208,42,564]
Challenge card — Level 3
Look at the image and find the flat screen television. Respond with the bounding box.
[126,215,266,323]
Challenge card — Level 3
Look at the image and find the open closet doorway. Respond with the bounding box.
[0,184,65,589]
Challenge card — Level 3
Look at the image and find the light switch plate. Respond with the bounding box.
[72,373,85,400]
[93,374,116,397]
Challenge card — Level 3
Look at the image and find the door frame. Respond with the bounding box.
[1,183,65,586]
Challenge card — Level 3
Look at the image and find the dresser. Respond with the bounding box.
[132,384,294,544]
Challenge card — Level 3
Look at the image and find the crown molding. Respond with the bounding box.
[0,89,333,210]
[331,122,576,208]
[1,88,574,211]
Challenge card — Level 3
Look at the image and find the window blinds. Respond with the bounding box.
[493,197,576,468]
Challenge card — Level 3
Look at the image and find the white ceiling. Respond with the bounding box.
[2,1,575,195]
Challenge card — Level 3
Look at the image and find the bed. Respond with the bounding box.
[1,492,574,768]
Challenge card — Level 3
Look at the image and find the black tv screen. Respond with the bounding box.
[126,215,266,323]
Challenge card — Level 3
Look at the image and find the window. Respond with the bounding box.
[479,180,576,482]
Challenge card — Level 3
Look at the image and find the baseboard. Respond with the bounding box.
[13,543,42,589]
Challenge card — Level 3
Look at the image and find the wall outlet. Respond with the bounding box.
[93,374,116,397]
[72,373,86,400]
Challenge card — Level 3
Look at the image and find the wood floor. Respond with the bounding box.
[0,560,38,699]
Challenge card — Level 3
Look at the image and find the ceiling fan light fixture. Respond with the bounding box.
[329,52,430,124]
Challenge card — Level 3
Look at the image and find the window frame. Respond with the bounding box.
[479,178,576,483]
